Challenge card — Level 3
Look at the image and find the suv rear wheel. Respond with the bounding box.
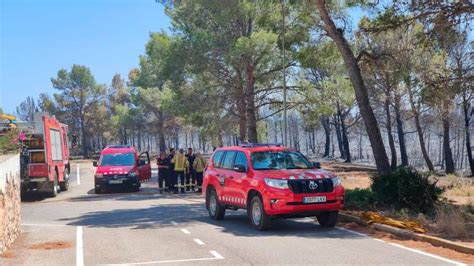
[317,211,338,228]
[207,188,225,220]
[248,196,271,230]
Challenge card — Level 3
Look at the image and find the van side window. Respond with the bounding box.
[222,151,236,169]
[233,151,248,171]
[212,151,225,168]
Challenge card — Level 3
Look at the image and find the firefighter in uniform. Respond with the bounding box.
[171,149,188,193]
[185,147,195,192]
[192,152,206,193]
[167,148,175,193]
[157,151,169,193]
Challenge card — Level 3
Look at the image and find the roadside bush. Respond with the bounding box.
[0,128,20,154]
[434,204,468,238]
[370,167,443,214]
[344,188,375,210]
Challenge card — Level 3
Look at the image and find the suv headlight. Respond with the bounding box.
[331,176,342,187]
[128,171,138,177]
[264,178,289,189]
[95,173,103,178]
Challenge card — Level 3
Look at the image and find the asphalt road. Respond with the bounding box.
[1,161,466,265]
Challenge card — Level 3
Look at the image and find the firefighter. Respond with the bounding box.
[193,152,206,193]
[157,151,169,194]
[171,148,188,193]
[185,147,195,192]
[167,148,176,193]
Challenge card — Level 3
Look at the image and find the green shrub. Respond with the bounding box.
[344,188,375,210]
[0,128,20,154]
[370,167,443,214]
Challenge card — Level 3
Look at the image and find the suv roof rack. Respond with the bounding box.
[107,145,131,149]
[239,142,283,148]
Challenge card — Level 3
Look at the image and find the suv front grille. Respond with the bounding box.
[288,179,333,194]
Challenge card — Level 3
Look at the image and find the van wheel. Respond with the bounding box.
[317,211,338,228]
[60,179,69,191]
[48,172,59,197]
[95,188,102,194]
[207,188,225,220]
[249,195,271,230]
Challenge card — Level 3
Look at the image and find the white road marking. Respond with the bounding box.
[336,227,368,237]
[389,243,465,266]
[76,164,80,185]
[210,250,224,259]
[181,228,191,234]
[170,221,178,226]
[76,226,84,266]
[101,252,224,265]
[338,227,465,265]
[193,239,205,245]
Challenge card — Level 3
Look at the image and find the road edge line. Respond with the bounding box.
[76,226,84,266]
[389,243,466,266]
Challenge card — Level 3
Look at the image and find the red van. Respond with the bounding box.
[93,145,151,193]
[203,143,345,230]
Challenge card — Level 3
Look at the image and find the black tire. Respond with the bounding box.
[206,188,225,220]
[317,211,339,228]
[248,195,271,230]
[95,187,102,194]
[60,179,69,191]
[48,171,59,197]
[60,169,69,191]
[131,185,140,192]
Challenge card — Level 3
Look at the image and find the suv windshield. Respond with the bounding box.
[251,151,312,170]
[100,153,135,166]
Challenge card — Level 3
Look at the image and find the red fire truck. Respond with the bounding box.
[20,113,71,197]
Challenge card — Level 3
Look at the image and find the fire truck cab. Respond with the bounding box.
[20,113,71,197]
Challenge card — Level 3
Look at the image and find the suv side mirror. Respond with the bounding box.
[93,161,98,167]
[312,162,321,169]
[138,159,147,166]
[233,164,247,173]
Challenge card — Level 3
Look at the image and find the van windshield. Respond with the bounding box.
[251,151,312,170]
[100,153,135,166]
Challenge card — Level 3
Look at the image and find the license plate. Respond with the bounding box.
[303,196,326,203]
[109,180,123,184]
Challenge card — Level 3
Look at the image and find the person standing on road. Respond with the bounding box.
[157,151,169,194]
[193,152,206,193]
[168,148,176,193]
[185,147,196,192]
[172,148,188,194]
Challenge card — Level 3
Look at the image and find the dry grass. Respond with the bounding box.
[433,205,469,239]
[29,241,72,250]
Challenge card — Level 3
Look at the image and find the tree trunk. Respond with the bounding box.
[334,116,345,159]
[394,93,408,166]
[407,84,435,171]
[315,0,390,172]
[246,64,258,143]
[322,116,330,157]
[340,115,351,162]
[463,95,474,176]
[384,94,397,170]
[80,118,88,157]
[443,116,455,174]
[157,111,166,152]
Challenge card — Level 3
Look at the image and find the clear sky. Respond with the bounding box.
[1,0,171,114]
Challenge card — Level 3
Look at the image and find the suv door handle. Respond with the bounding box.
[228,176,234,179]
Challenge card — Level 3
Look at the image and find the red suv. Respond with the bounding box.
[203,144,344,230]
[93,145,151,193]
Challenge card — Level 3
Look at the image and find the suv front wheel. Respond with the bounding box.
[248,196,271,230]
[317,211,338,228]
[207,188,225,220]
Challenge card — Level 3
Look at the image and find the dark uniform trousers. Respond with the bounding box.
[175,171,185,193]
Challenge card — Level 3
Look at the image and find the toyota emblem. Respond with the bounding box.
[309,180,318,190]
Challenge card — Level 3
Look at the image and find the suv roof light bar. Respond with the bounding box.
[239,142,283,148]
[107,145,131,149]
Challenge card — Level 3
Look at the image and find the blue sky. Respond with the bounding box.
[1,0,171,114]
